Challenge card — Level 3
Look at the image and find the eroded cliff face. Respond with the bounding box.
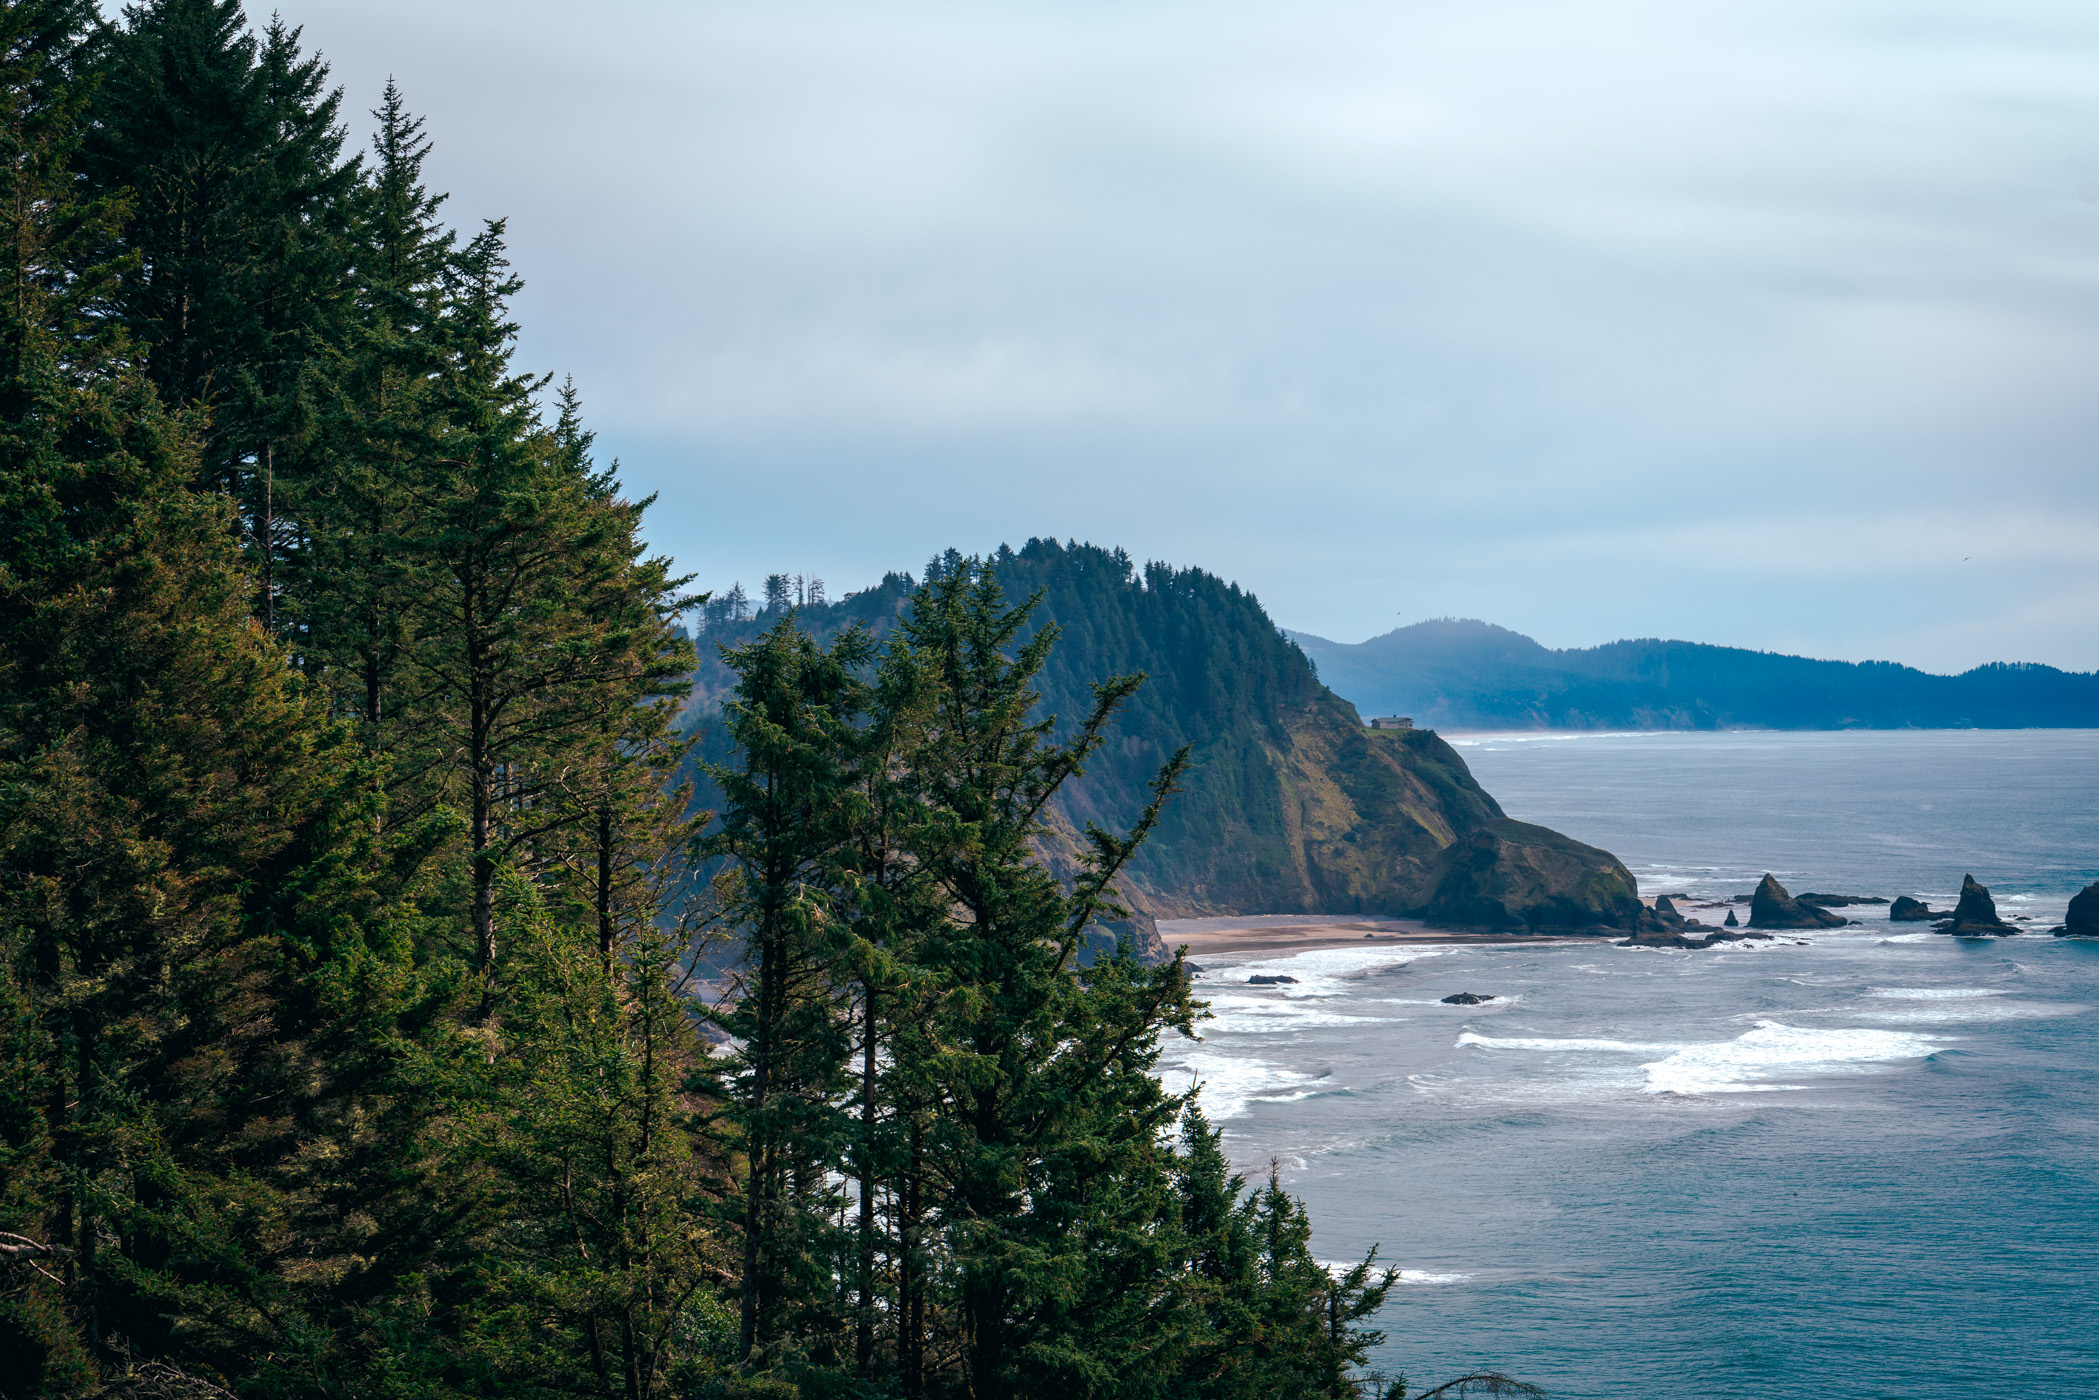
[1414,819,1641,931]
[1041,688,1513,920]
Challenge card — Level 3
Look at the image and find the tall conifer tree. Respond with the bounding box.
[82,0,357,616]
[704,617,872,1369]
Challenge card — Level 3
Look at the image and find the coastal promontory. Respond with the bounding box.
[683,540,1648,935]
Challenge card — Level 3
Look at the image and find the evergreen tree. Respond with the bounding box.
[294,78,454,739]
[390,224,694,1006]
[82,0,358,611]
[0,8,433,1384]
[883,565,1198,1397]
[702,616,872,1370]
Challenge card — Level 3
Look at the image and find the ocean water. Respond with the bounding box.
[1160,730,2099,1398]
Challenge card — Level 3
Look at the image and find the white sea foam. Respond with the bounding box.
[1317,1260,1470,1284]
[1857,1003,2083,1026]
[1163,1046,1321,1120]
[1867,987,2007,1000]
[1200,994,1377,1033]
[1458,1032,1674,1055]
[1201,945,1461,1000]
[1640,1020,1942,1095]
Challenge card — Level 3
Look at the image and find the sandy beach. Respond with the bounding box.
[1155,915,1610,958]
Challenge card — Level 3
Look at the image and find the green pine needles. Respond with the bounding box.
[697,568,1400,1398]
[0,4,1499,1398]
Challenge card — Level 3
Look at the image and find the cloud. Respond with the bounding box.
[287,0,2099,670]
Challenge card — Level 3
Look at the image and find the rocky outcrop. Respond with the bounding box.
[1413,819,1642,932]
[1937,874,2017,936]
[1441,992,1495,1005]
[1079,909,1168,965]
[1723,908,1739,927]
[1749,874,1849,929]
[1247,974,1298,985]
[1889,896,1936,921]
[1618,927,1774,950]
[2059,882,2099,937]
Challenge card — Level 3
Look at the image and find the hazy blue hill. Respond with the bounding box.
[1289,618,2099,731]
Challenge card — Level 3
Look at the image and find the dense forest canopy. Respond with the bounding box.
[0,4,1492,1397]
[1293,618,2099,731]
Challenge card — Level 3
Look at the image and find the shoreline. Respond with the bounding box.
[1155,915,1614,958]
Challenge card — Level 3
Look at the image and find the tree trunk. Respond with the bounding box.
[737,905,778,1364]
[856,979,877,1375]
[901,1119,924,1397]
[597,804,616,972]
[467,563,498,1008]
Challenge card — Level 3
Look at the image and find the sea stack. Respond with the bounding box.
[1938,874,2017,937]
[2061,882,2099,937]
[1749,874,1848,929]
[1723,909,1739,927]
[1890,896,1936,921]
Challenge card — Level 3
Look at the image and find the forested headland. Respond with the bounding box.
[684,545,1520,925]
[0,4,1480,1397]
[1292,618,2099,731]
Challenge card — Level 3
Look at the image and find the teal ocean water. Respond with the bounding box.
[1162,730,2099,1398]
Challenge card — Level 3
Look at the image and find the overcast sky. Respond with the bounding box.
[280,0,2099,670]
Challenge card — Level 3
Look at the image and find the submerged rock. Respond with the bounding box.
[1618,927,1775,950]
[1247,974,1298,985]
[1440,992,1495,1005]
[2059,882,2099,937]
[1749,874,1848,929]
[1414,818,1642,933]
[1938,874,2017,936]
[1889,896,1936,921]
[1798,893,1889,907]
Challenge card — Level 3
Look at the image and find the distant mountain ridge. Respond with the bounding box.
[1288,618,2099,731]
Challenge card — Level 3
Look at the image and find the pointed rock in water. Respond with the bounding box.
[1940,874,2017,936]
[1653,895,1682,920]
[1890,896,1936,921]
[2060,882,2099,937]
[1749,874,1848,929]
[1724,908,1739,927]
